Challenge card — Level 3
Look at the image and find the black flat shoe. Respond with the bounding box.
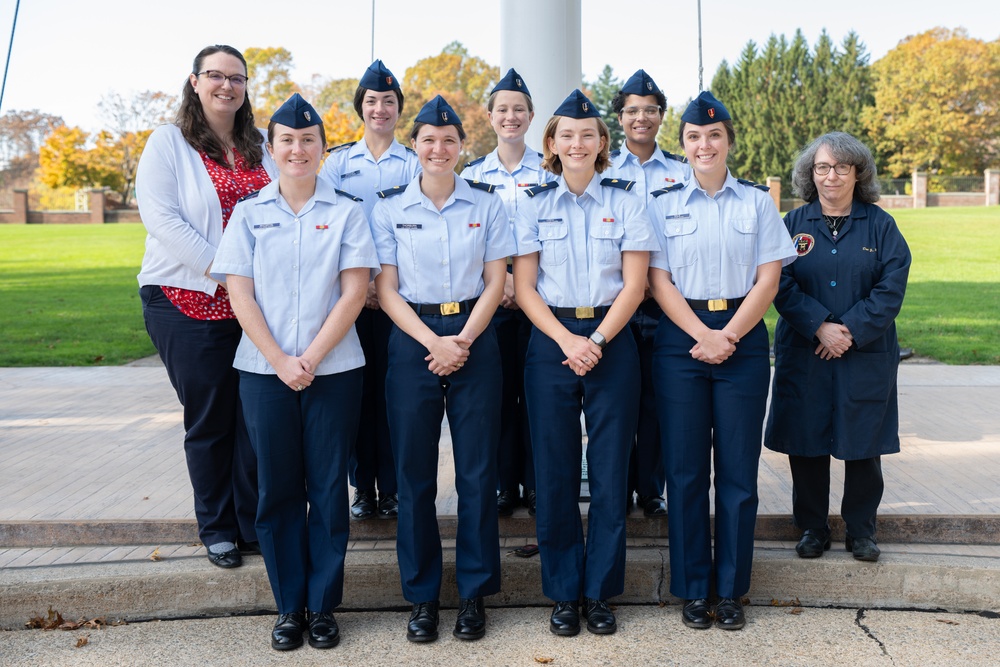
[549,600,580,636]
[846,535,881,562]
[497,490,518,517]
[406,601,439,643]
[271,611,306,651]
[525,490,537,516]
[206,546,242,569]
[237,539,261,555]
[583,598,617,635]
[795,529,832,558]
[351,489,377,520]
[307,611,340,649]
[453,597,486,640]
[681,598,713,629]
[715,597,746,630]
[378,492,399,518]
[637,494,668,517]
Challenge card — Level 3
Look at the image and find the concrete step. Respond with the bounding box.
[3,541,999,631]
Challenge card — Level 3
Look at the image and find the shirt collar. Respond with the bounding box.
[350,137,408,162]
[483,144,543,175]
[400,172,474,209]
[556,172,605,205]
[616,141,667,169]
[683,169,742,204]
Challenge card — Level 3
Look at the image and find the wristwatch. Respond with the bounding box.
[588,331,607,349]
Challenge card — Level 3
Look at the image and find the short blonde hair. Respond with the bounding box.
[541,115,611,176]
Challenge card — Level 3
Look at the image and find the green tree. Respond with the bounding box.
[584,65,624,149]
[863,27,1000,176]
[245,47,300,124]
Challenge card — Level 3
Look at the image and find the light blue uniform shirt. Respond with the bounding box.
[212,178,380,376]
[371,173,515,304]
[319,138,422,219]
[460,146,549,224]
[607,142,691,204]
[648,171,796,301]
[513,173,660,308]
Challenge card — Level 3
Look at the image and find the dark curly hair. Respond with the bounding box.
[177,45,263,168]
[791,132,880,204]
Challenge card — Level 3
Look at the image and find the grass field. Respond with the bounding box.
[1,206,999,366]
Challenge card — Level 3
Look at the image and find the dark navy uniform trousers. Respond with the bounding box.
[351,307,396,496]
[525,316,639,602]
[653,311,769,600]
[386,312,502,603]
[140,285,258,548]
[492,306,534,496]
[240,369,362,614]
[627,299,667,502]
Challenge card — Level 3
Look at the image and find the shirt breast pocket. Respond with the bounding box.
[663,218,698,268]
[726,216,758,266]
[591,223,625,265]
[538,221,569,267]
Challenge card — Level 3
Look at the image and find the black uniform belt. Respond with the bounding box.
[408,298,479,316]
[550,305,612,319]
[685,296,746,312]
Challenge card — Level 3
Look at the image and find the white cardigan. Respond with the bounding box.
[136,124,276,294]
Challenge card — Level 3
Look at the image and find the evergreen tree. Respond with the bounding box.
[585,65,625,149]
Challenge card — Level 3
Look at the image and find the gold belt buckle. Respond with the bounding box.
[708,299,727,312]
[440,301,461,316]
[575,306,595,319]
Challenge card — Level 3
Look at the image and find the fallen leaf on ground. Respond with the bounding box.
[770,597,801,607]
[75,635,89,648]
[936,619,960,625]
[789,607,804,615]
[534,656,555,664]
[149,548,162,561]
[26,607,64,630]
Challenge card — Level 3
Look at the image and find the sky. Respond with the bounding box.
[1,0,998,133]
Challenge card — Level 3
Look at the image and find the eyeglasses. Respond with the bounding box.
[813,163,854,176]
[622,106,662,119]
[197,70,249,87]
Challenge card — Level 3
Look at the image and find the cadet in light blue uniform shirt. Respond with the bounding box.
[460,68,548,518]
[513,90,658,638]
[318,60,421,523]
[647,91,795,633]
[213,94,380,652]
[606,69,691,520]
[372,96,513,644]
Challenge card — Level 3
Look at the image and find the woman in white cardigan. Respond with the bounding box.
[136,44,276,569]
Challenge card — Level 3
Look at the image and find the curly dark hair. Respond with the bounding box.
[177,45,263,168]
[791,132,880,204]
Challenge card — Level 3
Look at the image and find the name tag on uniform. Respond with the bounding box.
[538,218,563,223]
[342,170,360,178]
[253,223,281,229]
[663,214,690,220]
[397,223,422,229]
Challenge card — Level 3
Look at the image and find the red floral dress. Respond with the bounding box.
[161,150,272,320]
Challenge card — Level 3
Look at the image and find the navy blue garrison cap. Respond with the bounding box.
[681,90,731,124]
[414,95,462,126]
[620,69,661,96]
[553,89,601,119]
[491,68,531,97]
[359,59,400,92]
[270,93,321,129]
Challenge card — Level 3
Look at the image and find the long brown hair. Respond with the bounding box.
[176,45,263,168]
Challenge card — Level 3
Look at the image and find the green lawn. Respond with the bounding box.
[1,206,999,366]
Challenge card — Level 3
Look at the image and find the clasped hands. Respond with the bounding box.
[561,335,603,377]
[426,335,473,376]
[814,322,853,360]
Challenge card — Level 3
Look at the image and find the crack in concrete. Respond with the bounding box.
[856,608,894,663]
[656,548,667,603]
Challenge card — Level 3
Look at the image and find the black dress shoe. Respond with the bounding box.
[525,490,537,516]
[206,546,242,569]
[795,529,831,558]
[453,597,486,640]
[846,535,881,562]
[637,494,668,517]
[306,611,340,649]
[681,598,713,629]
[271,611,306,651]
[583,598,617,634]
[237,540,261,555]
[549,600,580,636]
[406,601,439,642]
[715,597,746,630]
[378,492,399,518]
[497,490,518,517]
[351,489,376,520]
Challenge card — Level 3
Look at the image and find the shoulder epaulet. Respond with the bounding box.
[334,189,363,202]
[464,179,496,194]
[464,155,486,169]
[661,149,688,164]
[237,190,260,203]
[610,149,622,158]
[405,146,417,155]
[737,178,769,192]
[600,177,636,192]
[326,141,357,154]
[525,181,558,198]
[650,183,685,198]
[376,184,408,199]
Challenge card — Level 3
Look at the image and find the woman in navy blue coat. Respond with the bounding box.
[765,131,911,564]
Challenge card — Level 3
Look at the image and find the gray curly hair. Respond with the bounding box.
[791,131,880,204]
